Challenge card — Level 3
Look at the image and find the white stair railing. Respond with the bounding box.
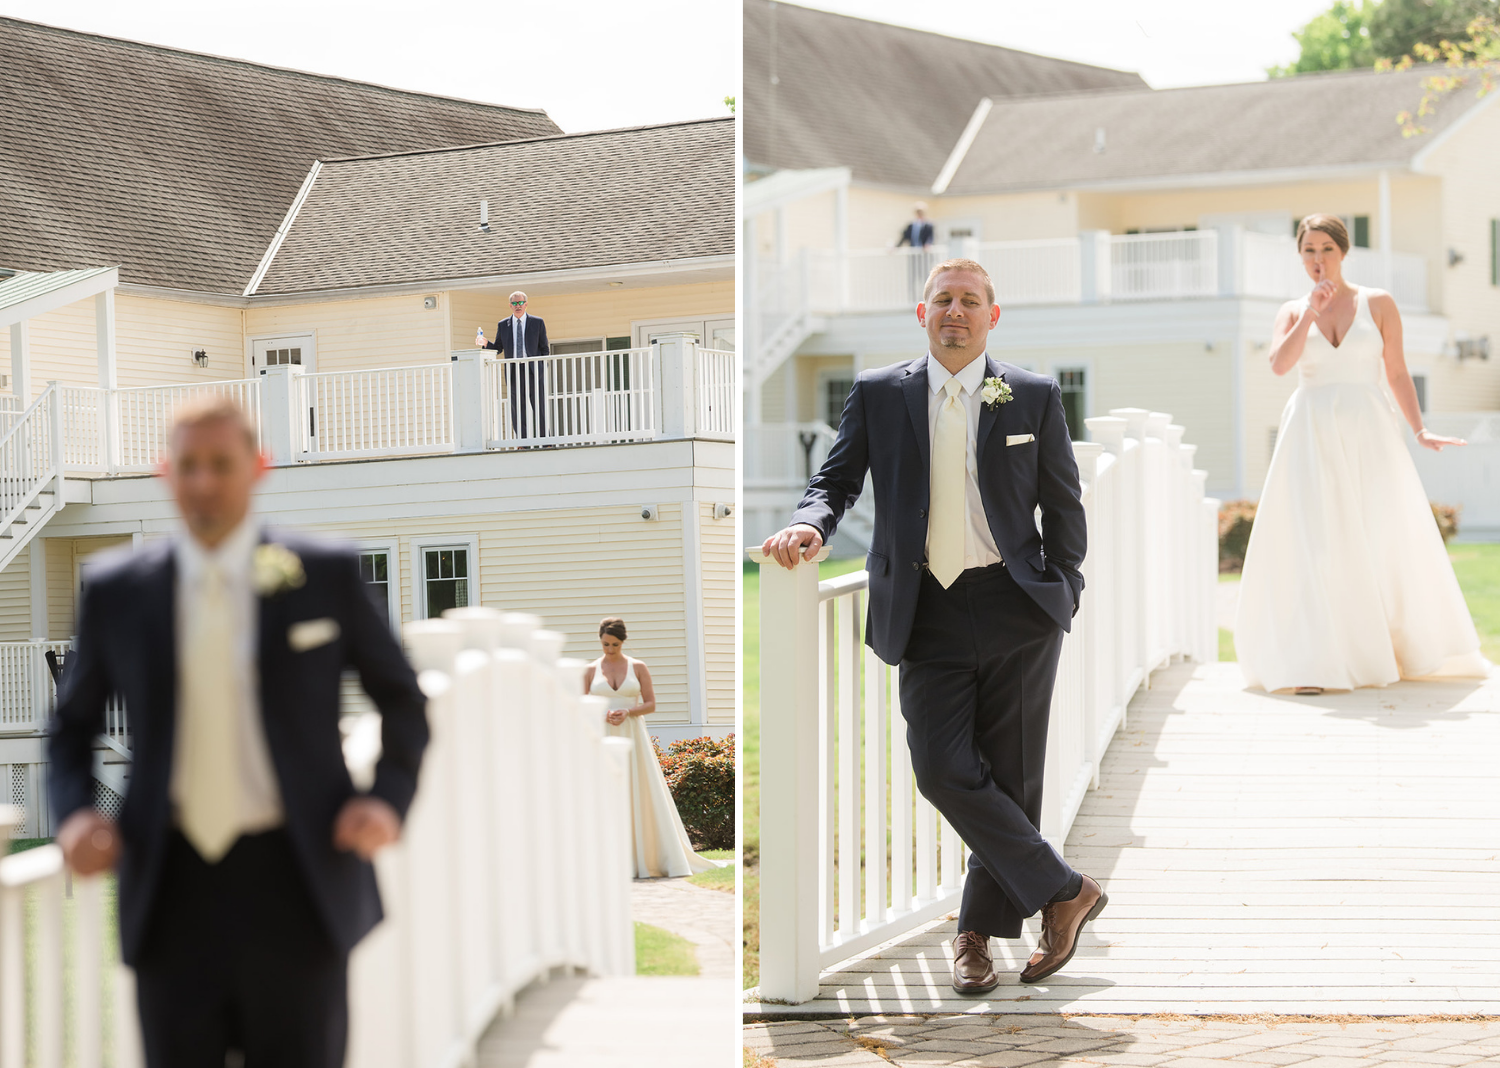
[749,407,1219,1003]
[0,383,65,573]
[0,606,636,1067]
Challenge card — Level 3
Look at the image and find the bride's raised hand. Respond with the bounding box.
[1416,429,1466,452]
[1306,280,1337,318]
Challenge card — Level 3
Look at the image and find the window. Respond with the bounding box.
[1056,368,1087,440]
[1411,374,1427,413]
[264,346,302,366]
[550,336,633,355]
[421,546,470,618]
[824,376,856,430]
[359,551,392,627]
[1353,216,1370,249]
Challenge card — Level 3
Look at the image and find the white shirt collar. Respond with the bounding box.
[177,515,260,582]
[927,352,989,396]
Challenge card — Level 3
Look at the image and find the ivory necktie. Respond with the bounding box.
[928,377,967,588]
[176,561,242,862]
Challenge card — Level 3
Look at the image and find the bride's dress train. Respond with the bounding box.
[1234,286,1488,692]
[590,657,715,878]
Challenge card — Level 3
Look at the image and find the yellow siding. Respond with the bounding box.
[1421,98,1500,411]
[298,504,697,725]
[759,360,790,423]
[937,191,1079,242]
[46,539,74,640]
[699,502,735,728]
[244,293,449,374]
[0,295,247,400]
[845,188,935,250]
[0,547,33,641]
[1241,346,1299,498]
[446,281,733,351]
[1002,343,1237,494]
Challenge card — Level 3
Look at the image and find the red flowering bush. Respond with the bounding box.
[653,734,735,850]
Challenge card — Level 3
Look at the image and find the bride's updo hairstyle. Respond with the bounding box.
[1296,214,1350,254]
[599,617,628,641]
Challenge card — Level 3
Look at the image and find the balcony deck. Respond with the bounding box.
[744,659,1500,1016]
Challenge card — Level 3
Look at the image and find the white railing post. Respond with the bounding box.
[1079,230,1111,303]
[452,351,487,454]
[655,333,696,440]
[259,364,303,464]
[1217,224,1243,297]
[749,545,828,1004]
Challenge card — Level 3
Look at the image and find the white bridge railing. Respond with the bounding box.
[0,606,635,1066]
[749,407,1219,1003]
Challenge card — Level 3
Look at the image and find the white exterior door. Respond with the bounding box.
[250,334,317,375]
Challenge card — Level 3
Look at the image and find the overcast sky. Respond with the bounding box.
[0,0,739,133]
[794,0,1337,87]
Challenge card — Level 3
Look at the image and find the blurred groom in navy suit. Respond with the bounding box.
[50,396,429,1068]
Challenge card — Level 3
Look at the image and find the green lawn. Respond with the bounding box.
[634,921,698,976]
[688,850,736,893]
[1450,543,1500,663]
[741,556,863,991]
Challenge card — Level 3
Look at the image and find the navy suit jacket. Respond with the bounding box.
[790,355,1086,665]
[486,315,550,359]
[48,530,429,966]
[897,221,935,248]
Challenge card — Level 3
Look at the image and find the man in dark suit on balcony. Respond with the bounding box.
[762,258,1106,993]
[50,396,429,1068]
[481,289,551,440]
[896,202,937,303]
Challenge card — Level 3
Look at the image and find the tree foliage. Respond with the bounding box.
[1270,0,1499,76]
[1378,11,1499,135]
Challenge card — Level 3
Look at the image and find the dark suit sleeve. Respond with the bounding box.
[536,318,549,357]
[48,577,112,824]
[896,225,912,247]
[788,376,871,542]
[340,555,429,819]
[488,321,506,355]
[1036,380,1087,613]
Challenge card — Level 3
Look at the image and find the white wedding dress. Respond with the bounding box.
[1235,287,1489,691]
[591,657,715,878]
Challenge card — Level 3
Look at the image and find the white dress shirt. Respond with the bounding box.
[926,353,1004,571]
[171,517,284,834]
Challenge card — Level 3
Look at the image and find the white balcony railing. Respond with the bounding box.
[696,346,736,438]
[748,407,1219,1003]
[480,348,657,449]
[298,364,453,460]
[14,333,726,478]
[0,641,128,753]
[745,421,837,489]
[769,231,1433,319]
[0,607,636,1067]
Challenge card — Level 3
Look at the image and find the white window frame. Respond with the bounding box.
[816,368,857,430]
[1036,359,1093,440]
[409,533,481,621]
[354,539,401,633]
[630,315,733,350]
[246,331,318,376]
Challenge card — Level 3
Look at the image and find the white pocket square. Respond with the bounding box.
[288,617,340,652]
[1006,433,1036,446]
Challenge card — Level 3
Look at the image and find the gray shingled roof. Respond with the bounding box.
[251,119,733,295]
[946,66,1484,194]
[743,0,1145,190]
[0,16,561,295]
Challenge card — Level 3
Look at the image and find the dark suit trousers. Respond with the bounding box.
[135,829,348,1068]
[899,564,1074,939]
[504,357,548,439]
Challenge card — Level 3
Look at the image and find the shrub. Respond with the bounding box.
[1218,499,1258,572]
[1432,502,1461,543]
[1219,498,1462,570]
[653,734,735,851]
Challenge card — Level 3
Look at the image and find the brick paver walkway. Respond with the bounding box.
[631,874,736,979]
[744,1014,1500,1066]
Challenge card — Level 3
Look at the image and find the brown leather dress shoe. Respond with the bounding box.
[951,929,999,994]
[1019,875,1107,984]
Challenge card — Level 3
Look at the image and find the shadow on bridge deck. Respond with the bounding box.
[747,659,1500,1016]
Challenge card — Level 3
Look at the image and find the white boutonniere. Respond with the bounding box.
[253,543,306,597]
[981,376,1013,410]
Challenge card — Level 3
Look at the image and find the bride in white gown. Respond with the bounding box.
[583,617,715,878]
[1235,214,1488,693]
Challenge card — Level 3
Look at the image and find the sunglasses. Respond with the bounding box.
[510,300,527,306]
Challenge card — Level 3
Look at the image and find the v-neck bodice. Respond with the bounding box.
[1297,287,1385,388]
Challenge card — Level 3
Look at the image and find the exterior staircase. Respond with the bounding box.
[0,384,67,573]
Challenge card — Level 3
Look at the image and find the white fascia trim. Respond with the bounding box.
[956,161,1413,197]
[1411,89,1500,172]
[931,98,992,196]
[0,267,120,329]
[116,283,249,307]
[743,166,852,216]
[243,161,323,297]
[243,254,734,306]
